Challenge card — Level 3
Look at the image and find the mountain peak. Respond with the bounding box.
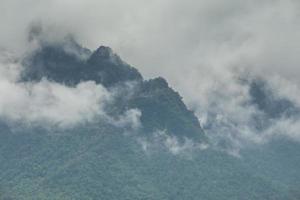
[94,46,113,58]
[20,40,204,140]
[88,45,123,66]
[146,77,169,88]
[21,42,142,86]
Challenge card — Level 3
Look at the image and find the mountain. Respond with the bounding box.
[0,38,299,200]
[249,79,300,119]
[21,38,141,87]
[21,38,204,141]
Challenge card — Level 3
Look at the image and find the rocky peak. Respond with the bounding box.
[93,46,113,58]
[20,40,204,140]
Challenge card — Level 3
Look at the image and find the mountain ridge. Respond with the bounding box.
[20,38,205,140]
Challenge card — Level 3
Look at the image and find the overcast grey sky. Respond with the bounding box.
[1,0,300,151]
[1,0,299,94]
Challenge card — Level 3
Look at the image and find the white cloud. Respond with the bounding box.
[0,77,110,128]
[108,109,142,130]
[1,0,300,149]
[0,56,141,129]
[138,130,209,156]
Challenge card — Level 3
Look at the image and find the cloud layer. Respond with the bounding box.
[0,53,141,129]
[1,0,300,152]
